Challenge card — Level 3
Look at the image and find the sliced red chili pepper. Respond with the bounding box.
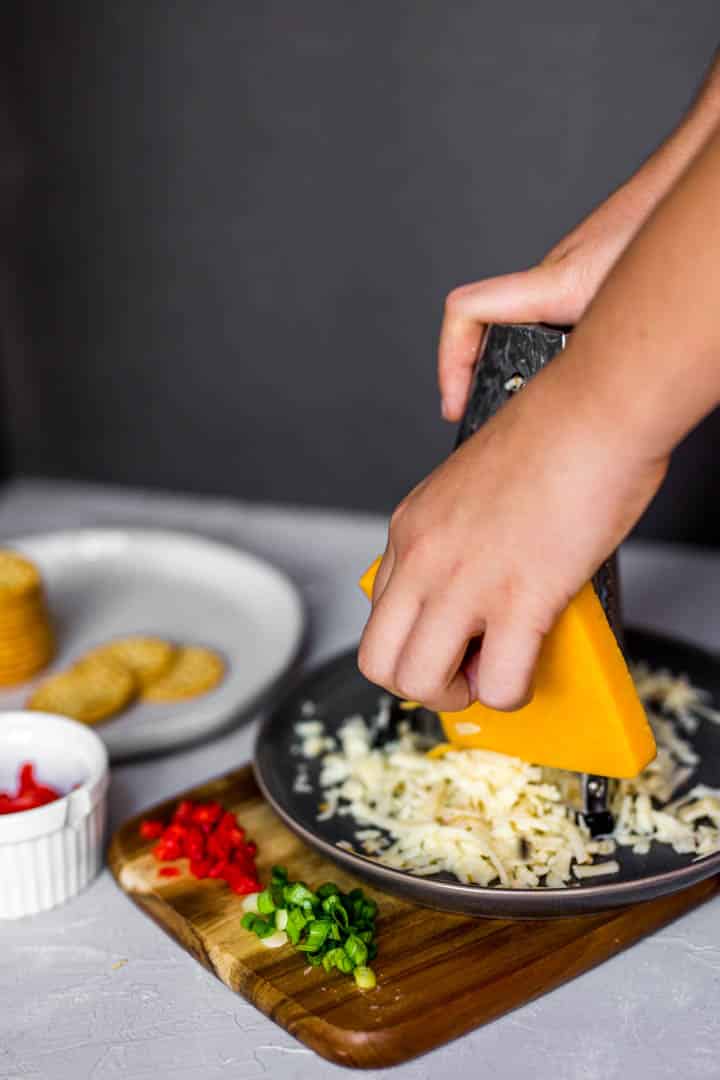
[185,826,206,861]
[0,763,62,814]
[191,801,223,830]
[189,858,213,879]
[223,865,260,895]
[158,866,181,878]
[163,823,188,841]
[206,832,228,860]
[173,799,195,825]
[140,820,165,840]
[142,798,259,890]
[18,763,36,792]
[31,784,62,804]
[153,837,182,861]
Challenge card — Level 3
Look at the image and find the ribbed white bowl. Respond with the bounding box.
[0,712,109,919]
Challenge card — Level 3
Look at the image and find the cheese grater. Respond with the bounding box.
[456,322,619,835]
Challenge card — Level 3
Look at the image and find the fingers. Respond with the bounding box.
[465,614,546,711]
[438,264,567,421]
[389,589,478,711]
[357,568,422,695]
[359,584,546,712]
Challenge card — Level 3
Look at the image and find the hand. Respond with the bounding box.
[438,181,654,421]
[360,58,720,713]
[358,362,667,712]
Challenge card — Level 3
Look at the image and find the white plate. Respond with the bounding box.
[0,529,305,760]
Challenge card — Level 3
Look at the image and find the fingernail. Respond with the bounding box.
[441,398,454,421]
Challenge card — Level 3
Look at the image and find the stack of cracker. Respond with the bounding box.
[0,551,55,688]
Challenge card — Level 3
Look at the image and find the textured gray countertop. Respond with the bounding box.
[1,478,720,1080]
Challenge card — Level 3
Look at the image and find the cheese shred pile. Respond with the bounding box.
[294,665,720,889]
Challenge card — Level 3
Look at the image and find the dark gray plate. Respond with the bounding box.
[254,629,720,917]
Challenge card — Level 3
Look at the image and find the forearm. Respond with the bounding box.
[619,49,720,217]
[548,50,720,263]
[547,121,720,465]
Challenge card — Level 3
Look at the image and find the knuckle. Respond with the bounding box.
[444,283,474,316]
[401,529,436,568]
[389,498,410,535]
[488,575,555,637]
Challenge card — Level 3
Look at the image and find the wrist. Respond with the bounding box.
[530,333,673,474]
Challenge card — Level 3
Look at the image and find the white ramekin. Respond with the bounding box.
[0,711,109,919]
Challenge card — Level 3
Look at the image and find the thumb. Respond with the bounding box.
[438,263,570,421]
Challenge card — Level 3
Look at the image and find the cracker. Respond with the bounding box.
[26,655,137,724]
[0,656,53,687]
[0,597,47,624]
[0,626,54,654]
[142,645,225,702]
[85,636,176,690]
[0,646,54,674]
[0,551,42,601]
[0,623,54,684]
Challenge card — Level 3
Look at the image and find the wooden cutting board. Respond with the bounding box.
[109,765,720,1070]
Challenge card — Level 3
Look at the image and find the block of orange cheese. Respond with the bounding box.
[359,557,656,778]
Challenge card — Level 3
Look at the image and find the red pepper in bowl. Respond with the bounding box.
[0,762,62,815]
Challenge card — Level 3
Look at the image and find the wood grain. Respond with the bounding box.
[109,765,720,1070]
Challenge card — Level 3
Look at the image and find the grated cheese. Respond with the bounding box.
[295,667,720,888]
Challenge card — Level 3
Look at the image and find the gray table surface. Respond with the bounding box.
[1,478,720,1080]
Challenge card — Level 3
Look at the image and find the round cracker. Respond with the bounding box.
[142,645,225,702]
[0,649,54,675]
[0,629,54,657]
[0,551,42,601]
[85,636,176,690]
[26,655,137,725]
[0,663,51,688]
[0,618,50,642]
[0,597,48,623]
[0,626,54,664]
[0,646,55,686]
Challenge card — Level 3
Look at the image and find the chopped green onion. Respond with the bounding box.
[240,892,260,914]
[256,889,276,915]
[323,946,353,974]
[274,908,288,931]
[354,966,376,990]
[261,930,288,949]
[240,871,379,986]
[316,882,341,899]
[297,919,332,953]
[284,882,316,908]
[253,917,277,939]
[344,933,368,968]
[285,907,308,945]
[322,893,349,929]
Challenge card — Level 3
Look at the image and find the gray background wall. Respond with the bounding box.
[2,2,719,540]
